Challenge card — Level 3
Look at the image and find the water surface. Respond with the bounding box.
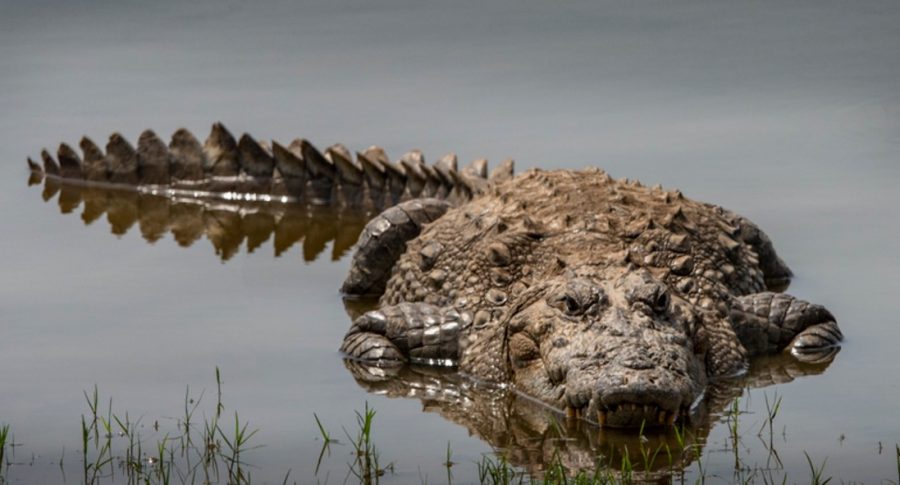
[2,0,900,482]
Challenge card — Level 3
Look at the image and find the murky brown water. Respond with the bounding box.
[3,1,900,482]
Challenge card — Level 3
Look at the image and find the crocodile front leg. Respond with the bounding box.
[340,303,467,366]
[729,292,842,362]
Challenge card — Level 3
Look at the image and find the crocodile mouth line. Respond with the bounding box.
[566,403,688,428]
[600,403,681,428]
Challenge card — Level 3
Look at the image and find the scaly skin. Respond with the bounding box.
[28,123,517,262]
[341,169,842,428]
[26,122,511,209]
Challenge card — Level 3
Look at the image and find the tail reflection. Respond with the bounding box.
[29,175,373,262]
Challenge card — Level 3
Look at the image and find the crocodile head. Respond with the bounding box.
[505,266,706,428]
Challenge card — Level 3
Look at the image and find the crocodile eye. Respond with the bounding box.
[548,278,608,317]
[652,291,670,313]
[563,295,580,315]
[629,283,670,315]
[549,294,583,316]
[548,283,606,317]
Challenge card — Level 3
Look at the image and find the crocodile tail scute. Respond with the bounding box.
[26,123,513,208]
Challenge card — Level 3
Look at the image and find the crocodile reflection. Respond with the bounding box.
[29,174,371,262]
[343,351,837,478]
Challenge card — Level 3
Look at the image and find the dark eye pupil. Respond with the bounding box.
[654,293,669,310]
[565,296,580,314]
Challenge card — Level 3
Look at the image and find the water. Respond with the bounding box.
[2,0,899,482]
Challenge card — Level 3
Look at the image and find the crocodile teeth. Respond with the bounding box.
[658,411,666,425]
[598,410,607,426]
[565,405,586,419]
[667,411,677,425]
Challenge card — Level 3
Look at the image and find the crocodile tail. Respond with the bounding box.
[26,123,514,208]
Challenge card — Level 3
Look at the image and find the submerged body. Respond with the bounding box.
[341,169,842,428]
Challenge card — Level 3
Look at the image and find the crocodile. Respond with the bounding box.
[27,123,842,429]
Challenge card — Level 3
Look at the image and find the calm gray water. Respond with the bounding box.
[2,0,900,482]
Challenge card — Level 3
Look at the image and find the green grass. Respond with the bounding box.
[67,368,262,485]
[313,412,332,444]
[343,402,392,484]
[0,424,9,477]
[218,412,260,484]
[6,374,900,484]
[803,451,832,485]
[477,454,524,485]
